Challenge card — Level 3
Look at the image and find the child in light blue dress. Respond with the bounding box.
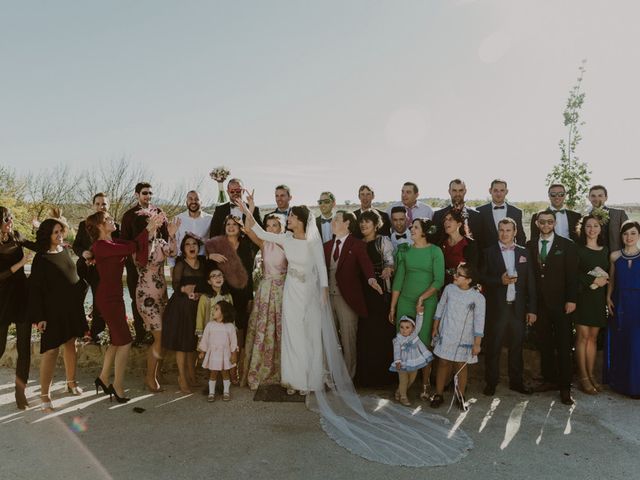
[389,308,433,406]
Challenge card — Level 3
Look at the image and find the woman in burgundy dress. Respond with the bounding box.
[87,210,161,402]
[441,210,478,286]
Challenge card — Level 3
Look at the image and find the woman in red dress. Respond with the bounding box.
[86,210,161,402]
[441,209,478,286]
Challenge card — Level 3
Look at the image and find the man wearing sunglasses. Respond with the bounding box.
[208,178,262,237]
[530,184,580,242]
[527,210,578,405]
[315,191,336,243]
[121,182,169,346]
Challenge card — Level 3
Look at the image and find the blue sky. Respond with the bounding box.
[2,1,639,206]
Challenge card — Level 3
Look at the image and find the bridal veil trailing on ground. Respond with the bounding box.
[303,213,473,467]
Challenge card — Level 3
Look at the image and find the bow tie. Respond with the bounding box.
[552,209,566,214]
[321,218,332,224]
[395,233,407,239]
[501,244,515,251]
[275,210,288,215]
[493,205,505,210]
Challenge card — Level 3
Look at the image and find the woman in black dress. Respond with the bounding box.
[163,234,211,393]
[28,218,88,411]
[0,207,36,409]
[355,210,396,387]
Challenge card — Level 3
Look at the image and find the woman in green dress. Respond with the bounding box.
[389,217,444,400]
[574,214,609,395]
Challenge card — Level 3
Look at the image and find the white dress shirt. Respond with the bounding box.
[499,241,516,302]
[492,202,508,230]
[390,229,413,250]
[549,209,569,238]
[168,210,212,267]
[320,215,334,243]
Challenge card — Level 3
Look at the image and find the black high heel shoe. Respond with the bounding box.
[108,384,130,404]
[94,377,110,395]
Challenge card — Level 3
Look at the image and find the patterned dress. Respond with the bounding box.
[136,236,176,331]
[242,241,287,390]
[432,284,485,364]
[389,313,433,372]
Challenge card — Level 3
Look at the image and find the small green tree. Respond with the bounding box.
[546,59,591,211]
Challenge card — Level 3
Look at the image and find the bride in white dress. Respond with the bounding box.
[236,194,473,467]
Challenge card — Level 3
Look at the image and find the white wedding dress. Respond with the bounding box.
[252,217,473,467]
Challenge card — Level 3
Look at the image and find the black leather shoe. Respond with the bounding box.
[483,384,496,396]
[560,389,575,405]
[509,383,533,395]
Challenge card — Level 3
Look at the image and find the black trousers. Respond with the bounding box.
[535,304,573,389]
[0,321,31,383]
[125,260,146,342]
[78,261,105,340]
[484,302,525,387]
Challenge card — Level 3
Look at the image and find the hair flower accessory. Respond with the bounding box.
[591,207,609,226]
[427,225,438,235]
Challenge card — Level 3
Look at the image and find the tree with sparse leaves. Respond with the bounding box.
[546,59,591,211]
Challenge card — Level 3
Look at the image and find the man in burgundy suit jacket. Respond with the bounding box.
[324,211,382,378]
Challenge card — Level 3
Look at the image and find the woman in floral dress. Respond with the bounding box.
[241,214,288,390]
[136,214,179,391]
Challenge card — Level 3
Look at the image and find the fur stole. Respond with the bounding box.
[205,235,248,289]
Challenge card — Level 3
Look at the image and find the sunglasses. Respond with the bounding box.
[548,192,565,198]
[228,189,243,194]
[140,191,153,196]
[537,219,555,225]
[317,199,332,205]
[2,215,13,223]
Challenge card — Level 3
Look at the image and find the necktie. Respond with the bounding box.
[540,239,549,263]
[493,205,505,210]
[396,233,407,240]
[406,207,413,225]
[333,239,341,262]
[501,244,515,251]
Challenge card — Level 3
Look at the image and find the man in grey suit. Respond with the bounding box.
[588,185,628,252]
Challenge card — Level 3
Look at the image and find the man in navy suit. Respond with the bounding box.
[527,210,578,405]
[208,178,261,237]
[477,179,526,250]
[481,217,537,396]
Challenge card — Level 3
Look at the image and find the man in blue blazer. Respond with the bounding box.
[476,179,526,250]
[481,217,537,396]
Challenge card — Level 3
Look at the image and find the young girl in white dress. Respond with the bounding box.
[389,305,433,406]
[430,262,485,410]
[198,300,238,402]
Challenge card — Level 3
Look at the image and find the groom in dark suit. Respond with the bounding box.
[263,184,292,224]
[588,185,629,252]
[432,178,482,244]
[530,184,581,242]
[208,178,261,237]
[481,218,537,396]
[324,211,382,378]
[527,210,578,405]
[352,185,391,238]
[477,179,526,250]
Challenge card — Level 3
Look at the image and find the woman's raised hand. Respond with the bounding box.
[244,189,256,213]
[208,253,228,263]
[167,217,181,237]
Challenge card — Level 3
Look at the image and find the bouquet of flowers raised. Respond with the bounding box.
[136,206,167,224]
[591,207,610,225]
[588,266,609,289]
[210,166,231,204]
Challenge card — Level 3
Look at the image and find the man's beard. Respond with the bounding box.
[188,203,200,212]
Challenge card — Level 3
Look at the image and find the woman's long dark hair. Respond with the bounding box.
[576,214,605,247]
[35,218,67,252]
[290,205,310,232]
[86,211,108,243]
[180,232,204,257]
[0,206,16,242]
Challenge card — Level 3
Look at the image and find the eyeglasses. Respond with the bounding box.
[209,273,224,279]
[453,272,469,279]
[548,192,565,198]
[140,191,153,196]
[317,199,332,205]
[537,219,555,225]
[1,215,12,223]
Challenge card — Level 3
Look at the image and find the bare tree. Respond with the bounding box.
[26,164,82,220]
[155,175,208,218]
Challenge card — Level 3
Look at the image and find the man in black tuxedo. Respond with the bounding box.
[588,184,629,252]
[208,178,261,237]
[527,210,578,405]
[481,217,537,396]
[432,178,482,244]
[73,192,120,343]
[353,185,391,237]
[477,179,526,250]
[316,191,336,243]
[530,184,580,242]
[263,184,292,224]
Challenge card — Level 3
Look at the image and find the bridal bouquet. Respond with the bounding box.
[588,266,609,289]
[591,207,610,225]
[210,166,231,204]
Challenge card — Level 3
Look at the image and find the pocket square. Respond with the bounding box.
[554,250,563,255]
[518,256,527,263]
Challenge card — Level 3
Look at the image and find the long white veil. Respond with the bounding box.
[304,212,473,467]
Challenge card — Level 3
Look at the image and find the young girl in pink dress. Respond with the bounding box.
[198,300,238,402]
